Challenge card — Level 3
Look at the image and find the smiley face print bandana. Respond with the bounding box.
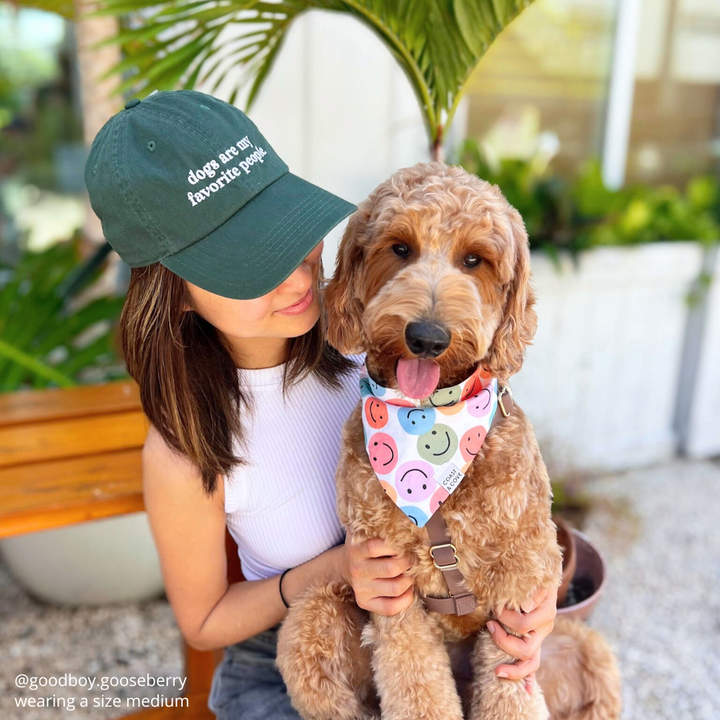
[359,364,498,528]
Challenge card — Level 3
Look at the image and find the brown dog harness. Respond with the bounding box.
[419,385,514,616]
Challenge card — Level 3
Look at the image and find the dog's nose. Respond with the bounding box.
[405,322,451,357]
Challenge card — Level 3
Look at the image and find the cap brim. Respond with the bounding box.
[160,172,357,299]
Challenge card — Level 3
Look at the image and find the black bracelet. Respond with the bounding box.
[278,568,291,609]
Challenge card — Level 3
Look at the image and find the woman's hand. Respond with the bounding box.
[337,530,415,616]
[486,584,558,695]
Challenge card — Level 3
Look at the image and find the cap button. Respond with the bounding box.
[124,98,141,110]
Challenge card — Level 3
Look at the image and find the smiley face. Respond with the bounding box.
[437,401,466,416]
[461,370,484,401]
[397,407,436,435]
[359,377,373,397]
[379,480,397,503]
[429,384,461,407]
[368,376,385,396]
[367,432,398,474]
[429,486,449,514]
[417,424,458,465]
[365,397,389,428]
[398,506,428,527]
[391,397,416,407]
[395,460,435,501]
[466,388,493,417]
[460,425,488,464]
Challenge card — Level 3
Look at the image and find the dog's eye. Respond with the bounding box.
[463,254,482,268]
[392,243,411,258]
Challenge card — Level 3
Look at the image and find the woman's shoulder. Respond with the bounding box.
[142,425,224,510]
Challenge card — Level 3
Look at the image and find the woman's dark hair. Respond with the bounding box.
[120,262,358,496]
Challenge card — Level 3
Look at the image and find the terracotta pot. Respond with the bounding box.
[556,528,607,621]
[553,515,577,606]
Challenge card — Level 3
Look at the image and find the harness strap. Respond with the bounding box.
[419,384,514,616]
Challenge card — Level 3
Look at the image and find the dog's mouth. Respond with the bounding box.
[395,357,440,400]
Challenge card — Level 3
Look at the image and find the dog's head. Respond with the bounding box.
[325,161,536,396]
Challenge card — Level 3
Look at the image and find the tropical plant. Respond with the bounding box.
[0,235,127,393]
[453,137,584,256]
[86,0,536,159]
[454,138,720,255]
[587,174,720,247]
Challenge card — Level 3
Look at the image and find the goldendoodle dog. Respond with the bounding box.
[276,161,621,720]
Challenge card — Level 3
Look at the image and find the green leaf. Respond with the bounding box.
[0,338,75,389]
[245,25,291,111]
[0,240,125,393]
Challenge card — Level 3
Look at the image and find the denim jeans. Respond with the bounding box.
[208,623,302,720]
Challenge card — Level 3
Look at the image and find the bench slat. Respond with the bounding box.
[0,381,141,428]
[0,448,144,538]
[0,411,148,469]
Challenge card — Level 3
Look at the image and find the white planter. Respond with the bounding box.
[684,244,720,458]
[512,242,704,476]
[0,513,164,606]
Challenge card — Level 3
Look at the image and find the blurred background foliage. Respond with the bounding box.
[0,7,83,191]
[454,138,720,258]
[0,236,127,392]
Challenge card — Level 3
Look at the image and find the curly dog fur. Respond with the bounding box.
[276,161,622,720]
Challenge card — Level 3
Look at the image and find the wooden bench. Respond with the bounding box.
[0,380,244,719]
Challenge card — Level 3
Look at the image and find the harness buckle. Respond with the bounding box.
[429,542,459,571]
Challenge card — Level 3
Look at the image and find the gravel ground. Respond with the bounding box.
[581,458,720,720]
[1,458,718,719]
[0,578,183,719]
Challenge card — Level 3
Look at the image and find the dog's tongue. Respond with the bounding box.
[396,358,440,399]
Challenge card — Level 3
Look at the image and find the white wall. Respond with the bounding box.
[513,243,704,475]
[686,246,720,458]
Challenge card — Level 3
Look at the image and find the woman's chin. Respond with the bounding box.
[282,303,321,338]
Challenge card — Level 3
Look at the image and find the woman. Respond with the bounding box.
[84,89,556,719]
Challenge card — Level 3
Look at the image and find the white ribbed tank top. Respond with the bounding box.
[223,353,366,581]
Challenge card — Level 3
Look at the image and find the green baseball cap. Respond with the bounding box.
[84,89,357,299]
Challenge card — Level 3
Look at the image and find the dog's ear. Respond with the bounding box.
[484,206,537,381]
[323,204,370,354]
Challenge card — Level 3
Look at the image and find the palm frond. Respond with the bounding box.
[87,0,536,153]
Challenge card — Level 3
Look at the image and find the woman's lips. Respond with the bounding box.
[276,286,314,316]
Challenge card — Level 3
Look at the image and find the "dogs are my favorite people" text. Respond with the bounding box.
[186,135,267,207]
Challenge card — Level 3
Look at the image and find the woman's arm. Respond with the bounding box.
[145,424,340,650]
[142,425,414,652]
[143,424,288,650]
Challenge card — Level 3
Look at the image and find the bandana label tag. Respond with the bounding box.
[437,462,464,494]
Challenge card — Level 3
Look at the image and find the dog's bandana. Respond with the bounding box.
[359,364,498,528]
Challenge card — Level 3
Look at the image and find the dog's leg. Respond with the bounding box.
[276,579,379,720]
[536,617,622,720]
[468,627,550,720]
[364,598,464,720]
